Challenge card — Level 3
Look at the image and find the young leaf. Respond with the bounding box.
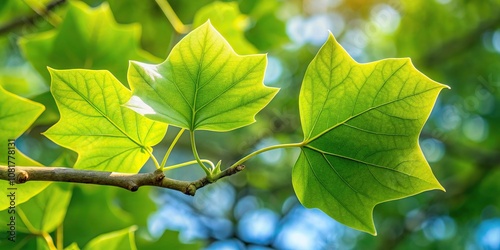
[125,21,279,132]
[44,69,167,172]
[0,85,49,210]
[18,1,159,84]
[293,33,448,235]
[84,226,138,250]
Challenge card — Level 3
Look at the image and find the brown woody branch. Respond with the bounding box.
[0,164,245,196]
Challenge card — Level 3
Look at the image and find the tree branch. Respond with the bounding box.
[0,0,66,36]
[422,13,500,66]
[0,164,245,196]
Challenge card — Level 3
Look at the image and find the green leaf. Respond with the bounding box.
[84,226,138,250]
[15,183,72,234]
[136,229,203,250]
[63,186,135,247]
[0,232,50,249]
[193,1,257,54]
[0,85,49,210]
[64,242,80,250]
[115,186,157,226]
[43,69,167,172]
[126,21,278,132]
[245,13,289,51]
[293,33,448,235]
[18,1,159,85]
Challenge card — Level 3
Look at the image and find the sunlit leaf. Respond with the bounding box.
[43,69,167,172]
[293,33,448,235]
[0,85,49,211]
[125,21,278,132]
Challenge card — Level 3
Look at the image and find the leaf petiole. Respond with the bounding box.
[190,131,214,177]
[164,159,215,171]
[228,142,303,170]
[155,0,189,34]
[161,128,186,169]
[145,147,162,170]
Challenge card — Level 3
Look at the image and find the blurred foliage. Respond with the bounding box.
[0,0,499,249]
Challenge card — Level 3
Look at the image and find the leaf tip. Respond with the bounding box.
[437,182,446,192]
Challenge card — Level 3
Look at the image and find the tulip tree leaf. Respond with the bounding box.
[18,1,159,85]
[125,21,278,132]
[0,85,49,211]
[293,33,448,235]
[43,69,167,172]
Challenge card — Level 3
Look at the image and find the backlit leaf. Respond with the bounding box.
[125,21,278,132]
[0,85,49,211]
[293,33,448,235]
[43,69,167,172]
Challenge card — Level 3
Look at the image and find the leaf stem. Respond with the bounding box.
[164,159,215,171]
[161,128,185,169]
[56,224,63,250]
[190,131,213,178]
[145,147,161,170]
[42,232,57,250]
[17,207,38,234]
[154,0,189,34]
[18,207,58,249]
[228,142,303,169]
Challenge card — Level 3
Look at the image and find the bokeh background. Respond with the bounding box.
[1,0,499,249]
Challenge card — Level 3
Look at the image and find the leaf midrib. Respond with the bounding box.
[304,86,443,144]
[304,145,435,185]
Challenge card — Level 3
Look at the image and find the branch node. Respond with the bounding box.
[236,165,245,172]
[17,171,29,183]
[154,172,165,182]
[185,184,196,196]
[130,185,139,192]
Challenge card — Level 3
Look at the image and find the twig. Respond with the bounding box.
[0,0,66,35]
[0,164,245,196]
[154,0,189,34]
